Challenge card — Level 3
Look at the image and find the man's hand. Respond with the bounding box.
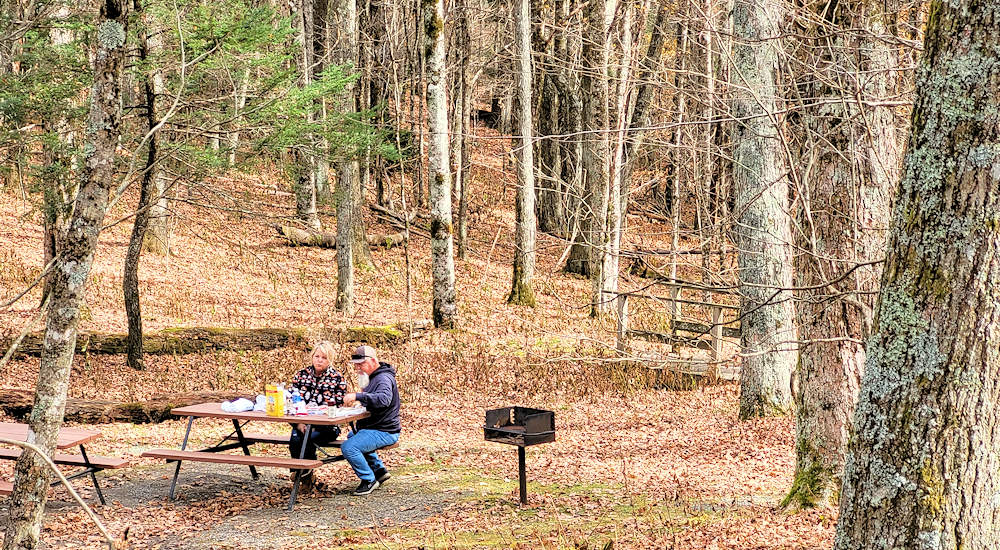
[343,393,357,406]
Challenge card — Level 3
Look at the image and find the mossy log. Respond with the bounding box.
[274,225,406,249]
[342,320,431,346]
[0,389,246,424]
[3,322,431,359]
[3,327,308,358]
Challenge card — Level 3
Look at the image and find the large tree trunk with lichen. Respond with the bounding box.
[833,0,1000,546]
[424,0,456,328]
[783,0,901,509]
[2,2,128,548]
[730,0,797,420]
[508,0,536,306]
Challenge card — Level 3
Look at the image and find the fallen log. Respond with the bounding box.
[343,320,431,346]
[3,322,432,358]
[0,390,246,424]
[5,327,307,359]
[274,225,407,249]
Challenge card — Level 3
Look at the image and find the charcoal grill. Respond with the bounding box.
[484,406,555,504]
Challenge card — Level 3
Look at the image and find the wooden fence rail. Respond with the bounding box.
[609,282,741,368]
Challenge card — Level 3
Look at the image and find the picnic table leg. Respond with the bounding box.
[231,419,260,480]
[170,416,195,500]
[287,424,312,511]
[78,445,106,505]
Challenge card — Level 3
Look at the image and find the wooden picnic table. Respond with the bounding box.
[0,422,101,449]
[141,402,370,510]
[0,422,129,504]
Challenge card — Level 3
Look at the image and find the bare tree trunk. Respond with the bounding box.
[605,2,638,310]
[508,0,536,306]
[2,1,128,547]
[730,0,796,419]
[620,2,668,195]
[124,0,165,371]
[559,0,586,274]
[457,61,472,260]
[834,0,1000,544]
[293,0,321,230]
[670,16,690,282]
[452,0,471,260]
[581,0,612,317]
[333,0,361,312]
[424,0,456,328]
[40,5,77,304]
[784,0,901,508]
[142,13,171,257]
[533,0,563,236]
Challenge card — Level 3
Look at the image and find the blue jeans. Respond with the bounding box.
[341,429,399,482]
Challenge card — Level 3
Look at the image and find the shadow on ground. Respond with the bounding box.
[1,462,457,550]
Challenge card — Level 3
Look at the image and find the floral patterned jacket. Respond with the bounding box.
[291,366,347,406]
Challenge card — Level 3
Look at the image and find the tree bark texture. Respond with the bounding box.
[141,12,170,256]
[40,6,78,305]
[454,0,473,260]
[581,0,612,317]
[124,1,164,371]
[730,0,796,420]
[424,0,457,328]
[293,0,320,230]
[620,2,668,194]
[334,0,361,313]
[558,0,586,275]
[785,0,901,508]
[834,1,1000,546]
[3,1,128,548]
[508,0,537,306]
[532,0,563,236]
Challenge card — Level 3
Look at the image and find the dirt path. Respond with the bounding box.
[2,462,457,550]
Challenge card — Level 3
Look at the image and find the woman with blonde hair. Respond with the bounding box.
[288,340,346,489]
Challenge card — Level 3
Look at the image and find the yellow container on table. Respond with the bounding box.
[265,384,285,416]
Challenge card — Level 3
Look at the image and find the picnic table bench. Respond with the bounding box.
[221,432,398,462]
[140,402,372,510]
[0,422,127,504]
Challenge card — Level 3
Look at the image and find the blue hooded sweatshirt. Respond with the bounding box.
[355,362,401,433]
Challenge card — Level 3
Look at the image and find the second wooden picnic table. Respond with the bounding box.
[0,422,129,504]
[141,402,369,510]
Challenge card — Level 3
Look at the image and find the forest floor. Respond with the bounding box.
[0,128,833,548]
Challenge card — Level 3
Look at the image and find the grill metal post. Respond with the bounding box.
[518,446,527,504]
[484,406,555,505]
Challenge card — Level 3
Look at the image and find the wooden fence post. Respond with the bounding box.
[616,293,629,353]
[710,306,723,376]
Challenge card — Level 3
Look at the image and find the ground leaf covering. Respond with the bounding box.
[1,135,830,548]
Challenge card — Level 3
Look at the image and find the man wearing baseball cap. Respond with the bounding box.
[341,345,401,495]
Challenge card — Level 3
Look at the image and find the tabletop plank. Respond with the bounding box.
[0,422,100,449]
[170,403,369,426]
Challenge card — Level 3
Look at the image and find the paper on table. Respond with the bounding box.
[327,404,367,418]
